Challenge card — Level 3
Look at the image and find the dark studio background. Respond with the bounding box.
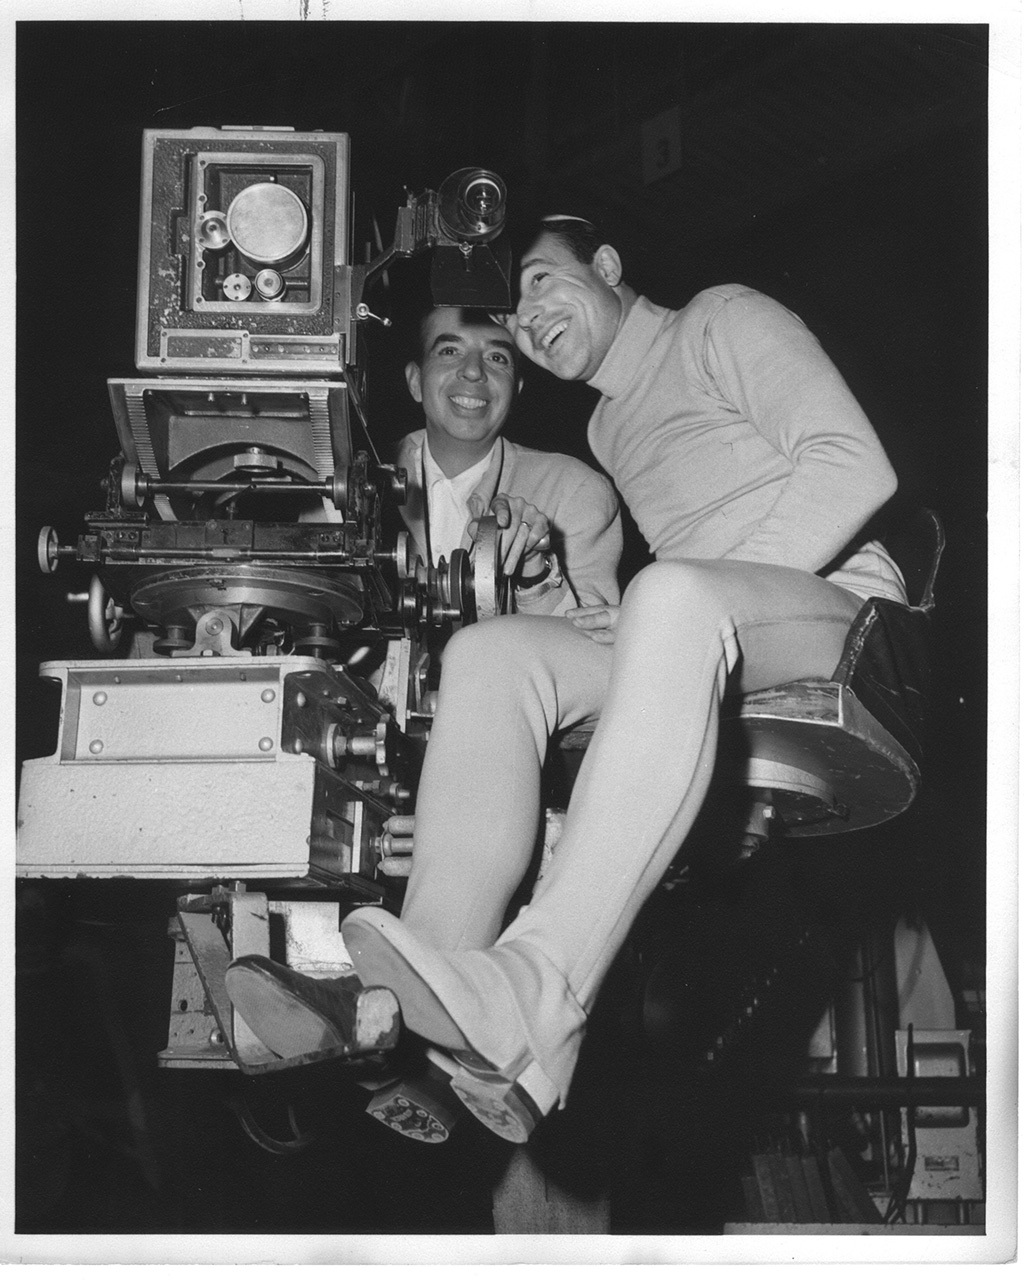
[14,21,989,1240]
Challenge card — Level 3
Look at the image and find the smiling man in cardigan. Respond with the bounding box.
[395,304,622,615]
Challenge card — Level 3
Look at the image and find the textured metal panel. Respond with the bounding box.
[35,654,324,764]
[160,938,236,1069]
[17,756,316,878]
[64,664,285,762]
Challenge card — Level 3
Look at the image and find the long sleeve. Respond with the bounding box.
[703,291,897,571]
[515,466,623,617]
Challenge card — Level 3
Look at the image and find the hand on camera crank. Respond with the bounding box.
[468,492,552,578]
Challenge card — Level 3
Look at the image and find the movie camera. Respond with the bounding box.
[18,127,514,1075]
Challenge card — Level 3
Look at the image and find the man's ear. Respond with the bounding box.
[405,361,423,403]
[593,245,623,288]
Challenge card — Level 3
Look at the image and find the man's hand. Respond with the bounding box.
[468,492,552,577]
[566,603,620,645]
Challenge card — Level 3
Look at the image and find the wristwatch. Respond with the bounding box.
[516,552,562,591]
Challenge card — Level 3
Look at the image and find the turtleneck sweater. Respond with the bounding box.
[586,285,904,602]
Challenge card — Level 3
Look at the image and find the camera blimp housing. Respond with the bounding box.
[136,126,352,377]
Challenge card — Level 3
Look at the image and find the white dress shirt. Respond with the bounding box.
[421,438,498,565]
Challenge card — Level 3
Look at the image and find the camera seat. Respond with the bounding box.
[720,506,944,838]
[557,508,944,843]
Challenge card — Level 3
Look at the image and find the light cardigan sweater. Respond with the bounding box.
[587,286,906,603]
[395,431,623,616]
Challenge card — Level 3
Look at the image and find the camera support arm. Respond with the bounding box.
[343,172,511,377]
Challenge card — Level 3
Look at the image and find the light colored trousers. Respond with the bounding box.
[401,558,863,1101]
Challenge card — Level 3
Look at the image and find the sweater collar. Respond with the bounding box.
[587,292,664,400]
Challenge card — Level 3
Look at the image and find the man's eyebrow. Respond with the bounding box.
[426,332,464,352]
[519,255,551,273]
[427,332,515,355]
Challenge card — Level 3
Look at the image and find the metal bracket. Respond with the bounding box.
[163,888,397,1075]
[171,893,281,1074]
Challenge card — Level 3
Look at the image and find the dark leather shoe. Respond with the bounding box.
[225,955,400,1061]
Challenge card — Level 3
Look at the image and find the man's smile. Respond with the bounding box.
[541,319,569,351]
[449,394,489,410]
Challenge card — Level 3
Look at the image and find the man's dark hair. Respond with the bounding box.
[524,216,605,266]
[407,305,519,369]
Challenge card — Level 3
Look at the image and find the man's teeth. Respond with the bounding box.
[542,321,568,350]
[451,396,487,409]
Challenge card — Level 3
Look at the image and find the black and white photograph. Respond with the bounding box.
[7,4,1015,1264]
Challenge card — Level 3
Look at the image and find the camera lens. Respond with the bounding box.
[438,168,507,243]
[464,179,501,219]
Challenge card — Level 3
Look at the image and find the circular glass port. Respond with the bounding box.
[227,183,309,265]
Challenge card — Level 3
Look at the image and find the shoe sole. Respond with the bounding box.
[366,1088,451,1142]
[448,1067,541,1144]
[226,967,399,1060]
[365,1058,463,1143]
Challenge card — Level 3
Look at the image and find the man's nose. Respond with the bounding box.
[459,352,485,380]
[515,301,536,329]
